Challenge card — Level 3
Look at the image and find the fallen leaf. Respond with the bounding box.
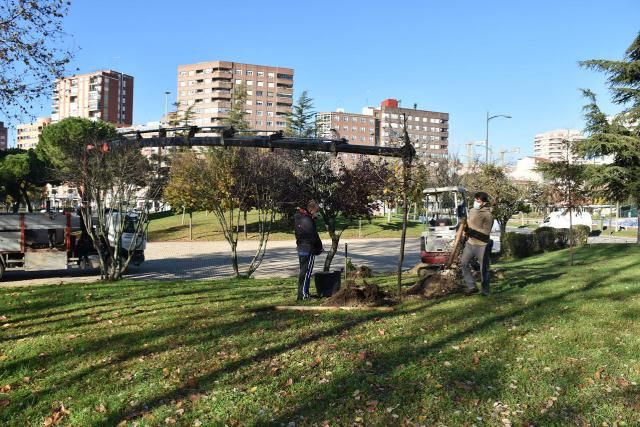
[0,384,11,393]
[358,351,368,361]
[0,399,9,407]
[310,357,322,368]
[165,417,176,425]
[378,329,385,336]
[472,355,480,365]
[595,367,605,380]
[194,420,203,427]
[188,393,204,402]
[249,386,258,393]
[23,377,31,383]
[454,380,473,391]
[162,368,170,378]
[95,404,106,413]
[43,402,70,426]
[185,377,198,388]
[617,377,631,389]
[286,378,293,386]
[175,408,185,416]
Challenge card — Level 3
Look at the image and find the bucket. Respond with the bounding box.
[314,271,342,297]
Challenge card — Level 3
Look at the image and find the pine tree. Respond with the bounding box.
[577,32,640,244]
[225,83,250,131]
[286,90,316,137]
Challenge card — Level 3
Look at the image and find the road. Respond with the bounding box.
[3,230,635,287]
[1,238,421,287]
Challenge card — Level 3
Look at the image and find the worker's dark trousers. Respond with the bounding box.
[481,240,494,294]
[297,253,315,300]
[461,242,490,294]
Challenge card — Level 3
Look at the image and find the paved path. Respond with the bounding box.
[1,238,421,287]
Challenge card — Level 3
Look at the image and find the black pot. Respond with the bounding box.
[314,271,342,297]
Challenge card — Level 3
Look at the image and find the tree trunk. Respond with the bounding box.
[21,187,32,212]
[568,208,574,266]
[397,175,410,300]
[181,206,185,225]
[323,227,340,272]
[230,241,240,277]
[244,210,248,238]
[189,212,193,241]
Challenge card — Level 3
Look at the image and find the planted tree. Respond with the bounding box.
[576,32,640,244]
[536,140,589,265]
[163,151,205,240]
[0,0,74,120]
[0,149,48,212]
[286,90,316,137]
[38,117,156,281]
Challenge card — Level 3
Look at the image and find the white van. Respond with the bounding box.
[542,210,592,231]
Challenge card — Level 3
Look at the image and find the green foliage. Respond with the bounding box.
[225,83,250,131]
[37,117,118,179]
[501,232,537,259]
[0,149,49,211]
[286,90,316,137]
[578,32,640,243]
[572,224,591,246]
[533,226,558,252]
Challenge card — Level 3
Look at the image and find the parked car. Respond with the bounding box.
[541,210,592,231]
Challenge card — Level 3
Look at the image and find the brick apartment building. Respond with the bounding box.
[0,121,7,150]
[176,61,294,130]
[16,117,51,150]
[52,70,134,126]
[317,99,449,164]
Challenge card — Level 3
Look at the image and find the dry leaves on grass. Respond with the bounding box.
[43,402,70,426]
[95,404,106,413]
[0,384,11,393]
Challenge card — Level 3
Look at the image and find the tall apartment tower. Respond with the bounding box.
[176,61,294,130]
[0,121,7,150]
[16,117,51,150]
[317,99,449,164]
[377,99,449,162]
[533,129,583,162]
[52,70,134,126]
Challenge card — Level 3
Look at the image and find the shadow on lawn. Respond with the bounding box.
[3,245,639,425]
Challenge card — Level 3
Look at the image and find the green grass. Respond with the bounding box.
[2,244,640,425]
[148,210,428,242]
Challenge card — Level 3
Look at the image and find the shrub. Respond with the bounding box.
[572,225,590,246]
[501,232,537,259]
[533,226,557,252]
[555,228,570,248]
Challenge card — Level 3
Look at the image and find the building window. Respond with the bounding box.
[235,79,242,84]
[188,70,195,76]
[257,81,264,87]
[256,91,263,96]
[267,111,274,117]
[246,90,253,96]
[235,69,242,75]
[246,100,253,105]
[267,72,274,78]
[246,70,253,76]
[276,73,293,80]
[256,111,263,116]
[266,101,273,107]
[266,121,273,126]
[256,100,263,106]
[245,110,252,115]
[257,71,265,77]
[246,80,254,86]
[267,82,274,88]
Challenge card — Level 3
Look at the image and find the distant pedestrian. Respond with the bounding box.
[461,192,494,296]
[294,200,323,300]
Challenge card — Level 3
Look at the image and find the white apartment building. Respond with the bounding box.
[16,117,51,150]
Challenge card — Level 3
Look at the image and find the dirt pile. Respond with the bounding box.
[405,269,461,299]
[323,280,394,307]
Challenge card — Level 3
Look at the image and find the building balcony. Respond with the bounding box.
[211,81,232,90]
[211,70,232,79]
[211,90,231,99]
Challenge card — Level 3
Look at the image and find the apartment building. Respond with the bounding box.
[52,70,134,126]
[317,99,449,164]
[533,129,583,162]
[176,61,294,130]
[0,122,7,150]
[377,99,449,162]
[16,117,51,150]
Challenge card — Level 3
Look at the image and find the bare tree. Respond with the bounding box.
[0,0,74,120]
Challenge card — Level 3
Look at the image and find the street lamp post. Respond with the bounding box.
[164,91,171,123]
[485,111,512,163]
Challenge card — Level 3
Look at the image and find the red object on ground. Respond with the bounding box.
[381,99,399,108]
[421,251,449,265]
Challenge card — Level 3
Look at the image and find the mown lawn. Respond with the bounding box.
[1,244,640,426]
[147,211,427,242]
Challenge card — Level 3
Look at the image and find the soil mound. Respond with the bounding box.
[324,280,393,307]
[405,269,461,299]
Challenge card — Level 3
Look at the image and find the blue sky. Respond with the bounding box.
[12,0,640,161]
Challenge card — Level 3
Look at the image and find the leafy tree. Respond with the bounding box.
[0,149,48,212]
[463,164,527,237]
[225,83,249,131]
[38,117,155,281]
[163,151,206,240]
[0,0,74,120]
[536,140,590,265]
[286,90,316,137]
[290,153,389,271]
[576,32,640,243]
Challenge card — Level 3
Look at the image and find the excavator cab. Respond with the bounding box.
[420,186,467,266]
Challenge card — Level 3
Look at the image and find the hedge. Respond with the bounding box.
[502,225,590,259]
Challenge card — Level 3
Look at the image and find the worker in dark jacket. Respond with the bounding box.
[461,192,494,296]
[294,200,323,300]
